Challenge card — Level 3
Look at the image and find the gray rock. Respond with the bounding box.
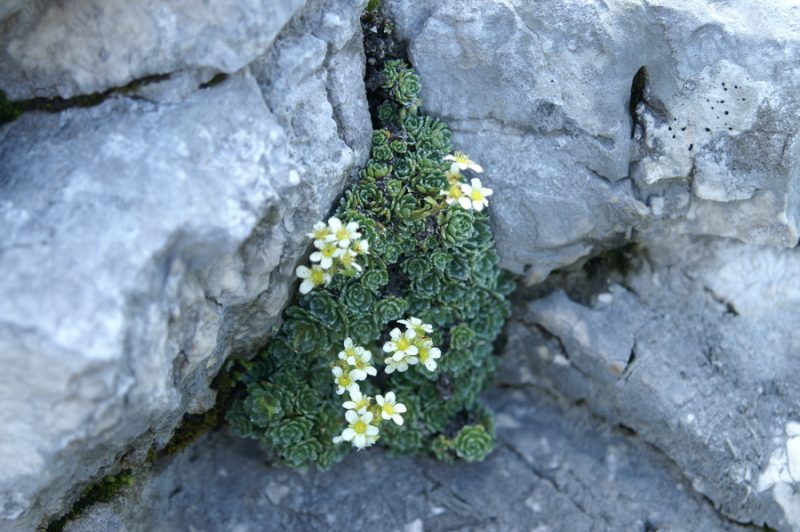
[64,387,743,532]
[505,233,800,530]
[0,0,306,99]
[386,0,800,283]
[0,0,28,24]
[0,0,369,528]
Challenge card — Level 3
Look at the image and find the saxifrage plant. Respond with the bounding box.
[227,58,513,469]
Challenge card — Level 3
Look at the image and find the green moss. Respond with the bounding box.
[45,470,133,532]
[0,73,170,127]
[198,73,229,90]
[151,361,242,460]
[0,90,22,126]
[43,360,242,531]
[229,54,513,468]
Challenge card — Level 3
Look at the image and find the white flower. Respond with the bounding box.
[338,337,358,360]
[326,217,361,248]
[376,392,407,426]
[458,178,493,212]
[383,327,419,361]
[417,340,442,372]
[337,410,379,449]
[310,239,343,270]
[440,183,463,205]
[296,264,331,294]
[398,317,433,337]
[342,389,371,413]
[383,357,408,374]
[444,151,483,173]
[332,366,360,396]
[445,168,462,184]
[337,339,375,381]
[352,238,370,256]
[348,350,377,379]
[306,221,330,246]
[383,354,418,374]
[338,248,362,272]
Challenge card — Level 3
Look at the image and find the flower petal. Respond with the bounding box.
[345,410,358,423]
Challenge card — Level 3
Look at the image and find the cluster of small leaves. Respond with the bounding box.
[228,59,513,469]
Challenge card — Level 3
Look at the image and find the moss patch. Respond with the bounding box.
[150,361,242,461]
[0,73,171,127]
[45,470,133,532]
[0,90,22,126]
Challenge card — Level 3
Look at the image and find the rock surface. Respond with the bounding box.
[386,0,800,282]
[3,0,800,530]
[64,386,743,532]
[0,0,369,529]
[384,1,800,527]
[0,0,306,99]
[502,232,800,530]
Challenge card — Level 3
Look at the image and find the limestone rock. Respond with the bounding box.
[64,387,743,532]
[0,0,306,99]
[0,0,369,529]
[505,233,800,530]
[386,0,800,282]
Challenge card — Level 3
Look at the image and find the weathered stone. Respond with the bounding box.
[0,0,28,24]
[63,387,743,532]
[0,0,370,528]
[505,233,800,530]
[386,0,800,282]
[0,0,306,99]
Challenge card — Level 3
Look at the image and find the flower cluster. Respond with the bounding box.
[296,217,370,294]
[332,336,409,449]
[382,317,441,373]
[440,152,493,212]
[229,54,510,469]
[332,318,438,449]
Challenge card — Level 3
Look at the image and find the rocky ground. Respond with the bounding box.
[66,385,744,532]
[2,0,799,530]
